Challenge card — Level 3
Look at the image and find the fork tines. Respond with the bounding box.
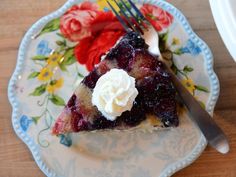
[106,0,149,34]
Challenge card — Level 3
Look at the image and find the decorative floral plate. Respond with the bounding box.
[8,0,220,177]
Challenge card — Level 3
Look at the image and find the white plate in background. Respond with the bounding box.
[210,0,236,61]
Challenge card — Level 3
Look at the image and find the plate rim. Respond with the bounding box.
[8,0,220,177]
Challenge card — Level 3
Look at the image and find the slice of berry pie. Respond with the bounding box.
[52,31,179,135]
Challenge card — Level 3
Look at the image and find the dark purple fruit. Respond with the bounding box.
[92,116,118,130]
[118,101,145,126]
[71,109,82,132]
[67,94,77,108]
[82,70,100,89]
[125,31,146,49]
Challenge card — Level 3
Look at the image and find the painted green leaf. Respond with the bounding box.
[173,48,183,55]
[27,72,40,79]
[56,40,64,46]
[198,100,206,109]
[49,94,65,106]
[159,32,168,43]
[32,116,40,124]
[59,63,67,71]
[32,55,48,61]
[62,48,76,65]
[195,85,209,93]
[39,18,60,36]
[183,65,194,73]
[59,46,65,52]
[56,32,65,38]
[77,72,84,78]
[56,39,66,47]
[64,48,73,58]
[171,63,178,75]
[49,80,57,85]
[30,84,47,96]
[64,56,76,65]
[159,32,168,52]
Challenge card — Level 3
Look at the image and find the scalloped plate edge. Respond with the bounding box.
[7,0,220,177]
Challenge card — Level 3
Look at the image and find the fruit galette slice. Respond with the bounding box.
[52,31,179,135]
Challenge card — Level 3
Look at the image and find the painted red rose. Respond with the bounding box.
[74,11,125,71]
[60,2,99,42]
[75,29,124,71]
[140,4,173,32]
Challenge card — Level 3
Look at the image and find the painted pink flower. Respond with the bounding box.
[60,2,99,42]
[140,4,173,32]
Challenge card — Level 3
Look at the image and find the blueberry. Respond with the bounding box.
[82,70,100,89]
[92,116,118,130]
[119,101,145,126]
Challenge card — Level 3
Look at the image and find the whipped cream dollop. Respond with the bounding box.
[92,69,138,121]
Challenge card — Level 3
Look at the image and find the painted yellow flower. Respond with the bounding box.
[172,37,180,45]
[47,53,63,68]
[182,78,195,94]
[37,67,53,81]
[97,0,119,11]
[46,78,64,93]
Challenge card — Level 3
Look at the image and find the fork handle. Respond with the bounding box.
[166,66,229,154]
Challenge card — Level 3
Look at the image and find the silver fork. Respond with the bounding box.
[107,0,229,154]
